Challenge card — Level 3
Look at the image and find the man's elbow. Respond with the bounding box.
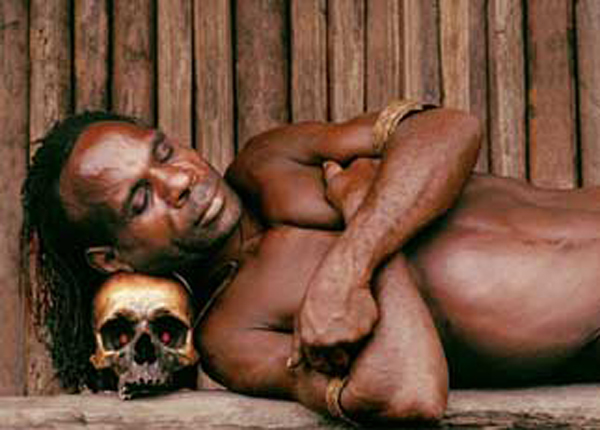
[379,386,447,423]
[343,380,447,424]
[450,109,483,163]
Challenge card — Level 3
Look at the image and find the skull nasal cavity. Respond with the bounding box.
[134,333,157,365]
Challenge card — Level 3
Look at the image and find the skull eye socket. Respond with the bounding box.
[100,316,136,350]
[150,315,188,348]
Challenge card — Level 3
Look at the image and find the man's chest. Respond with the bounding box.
[222,226,339,330]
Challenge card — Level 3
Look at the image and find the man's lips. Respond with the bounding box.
[193,184,225,227]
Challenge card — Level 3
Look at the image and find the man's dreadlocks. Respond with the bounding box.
[22,111,138,391]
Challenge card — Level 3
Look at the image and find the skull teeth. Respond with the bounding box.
[118,378,169,400]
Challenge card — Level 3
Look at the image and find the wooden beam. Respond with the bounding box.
[577,0,600,186]
[365,0,402,111]
[235,0,289,148]
[74,0,109,112]
[112,0,155,125]
[2,385,600,428]
[194,0,235,173]
[527,0,577,189]
[401,0,441,105]
[328,0,365,122]
[28,0,72,395]
[158,0,192,147]
[488,0,526,179]
[290,0,328,122]
[0,0,28,396]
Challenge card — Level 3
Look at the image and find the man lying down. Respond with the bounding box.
[24,101,600,426]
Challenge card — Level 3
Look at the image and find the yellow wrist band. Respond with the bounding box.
[372,99,428,154]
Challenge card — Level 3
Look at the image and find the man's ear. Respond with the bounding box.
[85,246,134,273]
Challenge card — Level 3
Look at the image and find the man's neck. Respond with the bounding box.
[180,208,264,298]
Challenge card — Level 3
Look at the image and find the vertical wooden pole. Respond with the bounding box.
[577,0,600,186]
[488,0,526,179]
[328,0,365,122]
[527,0,576,189]
[468,0,489,173]
[401,0,441,105]
[29,0,72,394]
[194,0,235,173]
[366,0,402,112]
[290,0,328,122]
[440,0,488,172]
[235,0,289,148]
[158,0,192,146]
[0,0,28,396]
[74,0,109,112]
[112,0,155,125]
[440,0,470,110]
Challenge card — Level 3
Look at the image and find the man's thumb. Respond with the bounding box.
[323,160,343,184]
[287,322,303,369]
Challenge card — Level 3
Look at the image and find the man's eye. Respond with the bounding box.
[155,139,173,162]
[130,185,149,216]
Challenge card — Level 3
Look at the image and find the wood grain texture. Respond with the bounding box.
[112,0,155,125]
[290,0,328,122]
[28,0,72,395]
[577,0,600,186]
[366,0,402,111]
[440,0,470,111]
[488,0,526,179]
[29,0,72,143]
[468,0,489,173]
[194,0,235,173]
[527,0,576,189]
[158,0,192,146]
[402,0,441,105]
[0,0,28,396]
[74,0,109,112]
[235,0,289,148]
[328,0,365,122]
[2,385,600,428]
[440,0,489,172]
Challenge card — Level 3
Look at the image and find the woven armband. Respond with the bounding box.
[372,99,428,154]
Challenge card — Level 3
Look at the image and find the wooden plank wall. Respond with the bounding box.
[0,0,598,395]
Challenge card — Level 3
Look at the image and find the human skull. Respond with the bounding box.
[90,272,198,399]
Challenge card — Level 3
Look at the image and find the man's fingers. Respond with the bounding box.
[323,160,343,184]
[287,319,303,369]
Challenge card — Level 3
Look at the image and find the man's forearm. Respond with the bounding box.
[295,255,448,424]
[337,108,481,283]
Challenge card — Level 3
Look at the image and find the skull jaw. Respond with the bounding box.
[117,362,172,400]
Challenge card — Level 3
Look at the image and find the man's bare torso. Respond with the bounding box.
[201,173,600,387]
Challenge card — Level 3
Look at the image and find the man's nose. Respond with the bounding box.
[149,165,194,208]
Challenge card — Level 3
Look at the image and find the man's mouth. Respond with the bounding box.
[194,184,225,227]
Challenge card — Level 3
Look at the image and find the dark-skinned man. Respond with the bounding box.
[27,101,600,425]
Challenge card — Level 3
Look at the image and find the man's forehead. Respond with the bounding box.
[77,121,153,149]
[72,121,154,174]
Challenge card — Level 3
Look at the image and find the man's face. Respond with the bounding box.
[59,121,242,272]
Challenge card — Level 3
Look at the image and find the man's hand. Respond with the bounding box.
[323,158,379,222]
[289,245,379,375]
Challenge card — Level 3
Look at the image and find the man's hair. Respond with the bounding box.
[22,111,138,391]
